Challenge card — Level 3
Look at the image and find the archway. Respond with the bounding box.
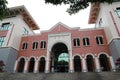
[74,56,82,72]
[99,54,110,71]
[28,58,35,72]
[51,43,68,72]
[18,58,25,72]
[86,55,95,72]
[39,57,45,72]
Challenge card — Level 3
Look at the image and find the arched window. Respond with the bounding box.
[40,41,46,49]
[28,58,35,72]
[96,36,103,45]
[18,58,25,72]
[74,56,82,72]
[39,57,45,72]
[83,37,90,46]
[32,42,38,49]
[73,38,80,47]
[99,54,110,71]
[86,55,94,72]
[22,42,28,50]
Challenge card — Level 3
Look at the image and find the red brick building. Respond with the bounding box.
[14,22,115,73]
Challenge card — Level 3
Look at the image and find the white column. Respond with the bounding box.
[13,60,18,73]
[109,56,116,71]
[45,51,50,73]
[82,58,87,72]
[69,50,74,73]
[34,60,39,73]
[95,57,101,72]
[24,60,29,73]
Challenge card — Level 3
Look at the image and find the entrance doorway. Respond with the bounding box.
[51,43,68,72]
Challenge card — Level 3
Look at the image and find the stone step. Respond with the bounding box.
[0,72,120,80]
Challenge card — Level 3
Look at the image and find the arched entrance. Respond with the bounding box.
[74,56,82,72]
[99,54,110,71]
[18,58,25,72]
[39,57,45,72]
[86,55,95,72]
[28,58,35,72]
[50,43,68,72]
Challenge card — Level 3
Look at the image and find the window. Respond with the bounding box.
[0,23,10,31]
[40,41,46,49]
[32,42,38,50]
[73,38,80,47]
[0,36,6,47]
[23,28,29,35]
[83,37,90,46]
[96,36,103,45]
[99,18,102,27]
[116,7,120,17]
[22,42,28,50]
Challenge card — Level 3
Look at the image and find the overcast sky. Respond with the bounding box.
[7,0,95,32]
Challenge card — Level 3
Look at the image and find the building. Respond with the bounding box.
[0,5,39,72]
[0,1,120,73]
[89,1,120,63]
[14,22,115,73]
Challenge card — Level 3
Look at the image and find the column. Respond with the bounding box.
[95,57,101,72]
[45,51,50,73]
[34,60,39,73]
[109,56,116,72]
[69,50,74,73]
[82,58,87,72]
[13,60,18,73]
[24,60,29,73]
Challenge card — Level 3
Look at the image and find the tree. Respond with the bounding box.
[45,0,119,15]
[0,60,5,72]
[0,0,8,20]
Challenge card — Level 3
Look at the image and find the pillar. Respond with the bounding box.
[13,60,18,73]
[24,60,29,73]
[95,57,101,72]
[34,60,39,73]
[82,58,87,72]
[69,50,74,73]
[109,56,116,72]
[45,51,50,73]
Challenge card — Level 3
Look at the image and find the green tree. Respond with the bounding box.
[45,0,119,15]
[0,0,8,20]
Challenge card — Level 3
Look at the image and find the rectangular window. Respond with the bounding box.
[23,28,29,35]
[41,41,46,49]
[0,36,6,47]
[73,38,80,47]
[116,7,120,17]
[0,23,10,31]
[96,36,103,45]
[83,37,90,46]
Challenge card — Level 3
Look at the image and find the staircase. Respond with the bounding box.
[0,72,120,80]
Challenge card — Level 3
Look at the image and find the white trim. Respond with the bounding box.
[28,56,36,61]
[73,54,82,59]
[17,56,27,61]
[38,56,46,61]
[85,53,95,59]
[98,52,110,58]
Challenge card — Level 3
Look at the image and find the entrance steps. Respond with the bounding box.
[0,72,120,80]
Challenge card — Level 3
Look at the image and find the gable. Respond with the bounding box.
[49,22,71,33]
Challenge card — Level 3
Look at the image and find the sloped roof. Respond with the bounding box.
[6,5,39,30]
[88,3,100,24]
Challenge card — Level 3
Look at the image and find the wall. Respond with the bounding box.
[0,47,18,72]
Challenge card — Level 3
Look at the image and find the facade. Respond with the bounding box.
[0,1,120,73]
[13,22,115,73]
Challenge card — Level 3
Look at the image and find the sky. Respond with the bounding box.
[7,0,95,32]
